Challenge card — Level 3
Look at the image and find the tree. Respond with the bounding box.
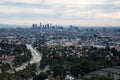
[1,63,11,72]
[33,72,48,80]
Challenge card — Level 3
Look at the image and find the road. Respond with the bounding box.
[36,65,50,75]
[15,44,41,71]
[26,44,41,64]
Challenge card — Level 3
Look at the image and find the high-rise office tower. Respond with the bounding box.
[40,22,42,28]
[32,24,37,29]
[47,24,49,29]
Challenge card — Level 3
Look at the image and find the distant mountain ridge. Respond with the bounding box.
[0,24,31,28]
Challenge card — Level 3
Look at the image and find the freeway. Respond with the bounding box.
[26,44,41,64]
[15,44,41,71]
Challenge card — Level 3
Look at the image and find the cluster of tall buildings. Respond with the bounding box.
[32,22,63,29]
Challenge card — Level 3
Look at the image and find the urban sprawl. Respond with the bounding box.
[0,23,120,80]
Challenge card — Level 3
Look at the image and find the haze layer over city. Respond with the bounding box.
[0,0,120,80]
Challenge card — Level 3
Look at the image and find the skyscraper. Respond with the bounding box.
[32,24,37,29]
[40,22,42,28]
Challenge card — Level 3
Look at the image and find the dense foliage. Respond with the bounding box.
[33,72,48,80]
[13,50,31,67]
[0,63,11,72]
[0,43,32,67]
[0,43,27,56]
[0,64,37,80]
[37,45,120,78]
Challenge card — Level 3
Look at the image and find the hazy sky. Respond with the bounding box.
[0,0,120,26]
